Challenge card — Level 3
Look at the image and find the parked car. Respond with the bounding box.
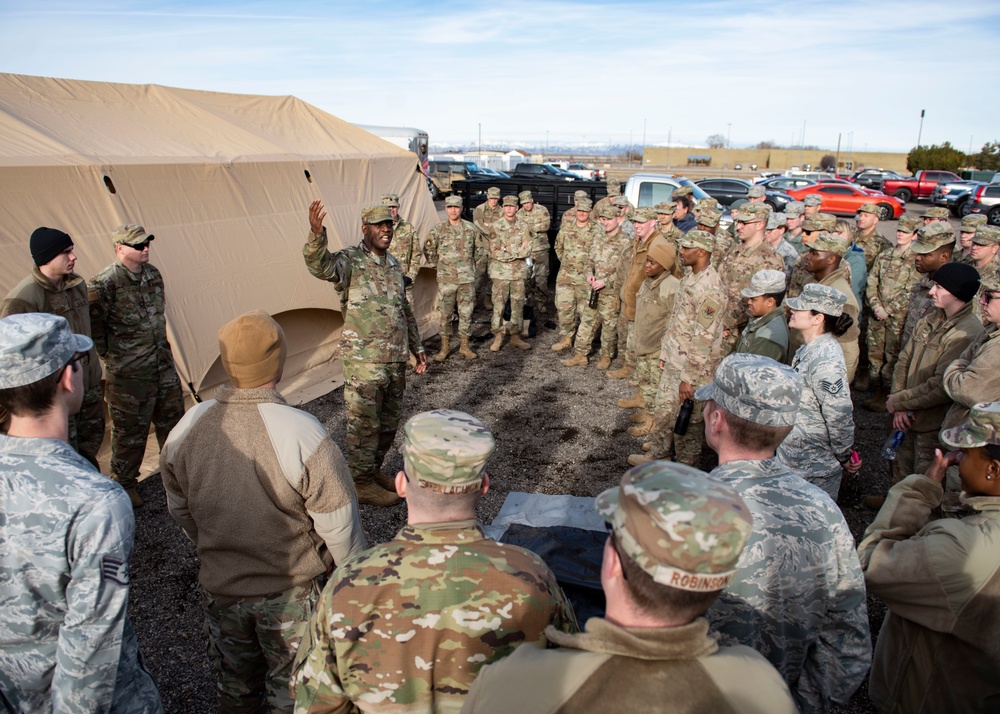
[695,177,794,212]
[881,170,963,203]
[474,166,510,179]
[511,163,582,181]
[785,183,903,219]
[848,168,905,192]
[967,184,1000,225]
[756,176,818,192]
[931,180,985,217]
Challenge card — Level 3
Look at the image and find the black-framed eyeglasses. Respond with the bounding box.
[982,292,1000,304]
[604,521,628,580]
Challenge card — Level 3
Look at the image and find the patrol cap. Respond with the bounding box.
[802,213,836,232]
[932,262,981,303]
[671,186,693,199]
[803,194,823,207]
[747,185,766,199]
[809,231,849,258]
[940,402,1000,449]
[444,195,463,208]
[697,207,722,229]
[502,195,518,207]
[0,313,93,389]
[695,353,804,428]
[698,197,720,210]
[734,203,769,223]
[576,197,593,212]
[597,204,619,220]
[911,222,956,254]
[606,179,621,195]
[112,224,154,247]
[518,190,534,204]
[487,187,501,199]
[574,190,589,201]
[596,461,753,592]
[632,207,657,223]
[765,212,787,230]
[784,201,805,217]
[741,269,786,298]
[785,283,846,316]
[361,205,393,224]
[654,201,677,214]
[612,195,630,207]
[923,206,949,219]
[961,214,988,232]
[402,409,496,493]
[856,203,879,216]
[972,225,1000,246]
[647,236,676,270]
[897,216,922,234]
[380,193,400,207]
[677,229,716,252]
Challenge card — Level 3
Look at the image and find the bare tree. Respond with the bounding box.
[706,133,726,148]
[820,154,837,170]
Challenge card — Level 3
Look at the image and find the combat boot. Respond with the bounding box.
[551,335,573,352]
[434,335,450,362]
[642,441,652,452]
[616,387,644,409]
[356,480,401,507]
[627,453,654,467]
[562,353,588,367]
[627,414,656,436]
[863,388,888,413]
[630,409,648,424]
[459,336,478,360]
[595,356,612,370]
[864,494,886,510]
[490,332,504,352]
[374,471,398,492]
[607,364,630,379]
[852,371,871,392]
[509,334,532,350]
[125,486,143,508]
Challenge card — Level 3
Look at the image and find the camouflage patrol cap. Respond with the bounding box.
[518,190,533,204]
[444,196,463,208]
[897,216,922,234]
[923,206,950,219]
[765,212,787,230]
[671,186,693,199]
[612,196,630,207]
[809,231,849,258]
[502,195,518,207]
[803,194,823,207]
[856,203,880,216]
[972,225,1000,246]
[802,213,836,232]
[574,190,589,201]
[0,313,93,389]
[677,229,716,252]
[697,197,720,210]
[654,201,677,214]
[734,203,769,223]
[785,282,847,316]
[576,197,593,212]
[596,462,753,592]
[784,201,806,217]
[361,205,393,224]
[112,224,154,246]
[632,207,657,223]
[380,193,400,207]
[487,187,501,199]
[402,409,496,493]
[911,222,956,253]
[961,214,988,232]
[741,269,787,298]
[747,185,766,199]
[606,179,621,196]
[695,353,803,427]
[697,207,722,229]
[597,205,619,220]
[940,402,1000,449]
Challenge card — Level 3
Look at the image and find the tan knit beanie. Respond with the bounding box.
[647,236,676,272]
[218,309,287,388]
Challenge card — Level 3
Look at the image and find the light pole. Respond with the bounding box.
[642,118,647,165]
[916,109,925,149]
[725,122,732,176]
[478,123,482,156]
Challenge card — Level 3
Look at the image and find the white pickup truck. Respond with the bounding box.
[550,161,607,180]
[622,173,712,207]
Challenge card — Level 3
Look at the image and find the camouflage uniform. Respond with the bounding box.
[465,461,798,714]
[572,221,632,360]
[2,267,104,466]
[854,227,890,272]
[89,229,185,492]
[473,193,503,303]
[717,238,784,356]
[554,214,602,339]
[487,210,533,335]
[518,196,552,307]
[901,224,958,349]
[302,211,424,488]
[773,239,798,278]
[649,233,726,464]
[0,314,162,713]
[866,243,921,387]
[291,410,578,713]
[970,227,1000,321]
[423,214,479,338]
[382,195,421,304]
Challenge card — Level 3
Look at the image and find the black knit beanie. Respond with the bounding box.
[932,262,981,303]
[29,227,73,267]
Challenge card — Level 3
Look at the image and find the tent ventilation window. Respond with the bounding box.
[103,175,117,194]
[304,170,313,183]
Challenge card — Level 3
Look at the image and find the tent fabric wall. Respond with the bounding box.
[0,73,440,405]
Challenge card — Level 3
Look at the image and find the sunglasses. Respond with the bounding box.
[127,240,151,251]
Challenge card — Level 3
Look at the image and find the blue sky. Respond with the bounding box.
[2,0,998,152]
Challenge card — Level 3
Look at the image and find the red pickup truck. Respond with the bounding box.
[881,170,963,203]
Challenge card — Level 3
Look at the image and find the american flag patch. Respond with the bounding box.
[820,379,844,395]
[101,557,129,586]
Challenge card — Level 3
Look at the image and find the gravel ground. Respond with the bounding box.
[130,294,897,713]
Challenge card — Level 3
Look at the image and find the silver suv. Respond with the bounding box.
[968,184,1000,225]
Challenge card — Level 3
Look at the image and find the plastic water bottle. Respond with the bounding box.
[674,399,694,435]
[881,429,905,460]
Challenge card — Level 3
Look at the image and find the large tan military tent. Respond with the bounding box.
[0,73,439,407]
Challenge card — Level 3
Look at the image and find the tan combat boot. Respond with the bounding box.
[863,388,888,413]
[864,494,886,510]
[550,335,573,352]
[616,387,644,409]
[627,453,654,467]
[607,364,630,379]
[627,414,656,436]
[562,353,588,367]
[374,471,397,492]
[356,480,401,506]
[595,356,612,370]
[490,332,505,352]
[509,333,532,350]
[434,335,450,362]
[459,336,478,360]
[630,409,649,424]
[125,486,143,508]
[642,441,652,452]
